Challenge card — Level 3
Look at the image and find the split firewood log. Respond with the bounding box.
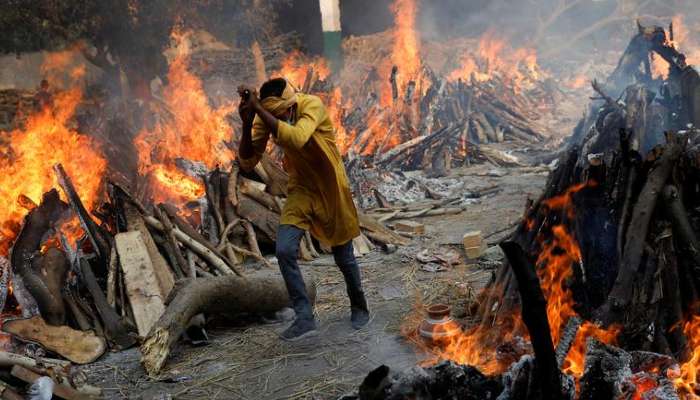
[3,316,106,364]
[124,203,175,298]
[114,231,167,337]
[141,274,317,376]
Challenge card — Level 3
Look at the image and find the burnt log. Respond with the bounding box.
[78,257,135,349]
[10,190,69,325]
[500,241,563,400]
[53,164,110,260]
[662,185,700,290]
[600,143,681,322]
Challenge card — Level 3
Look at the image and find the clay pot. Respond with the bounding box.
[418,304,462,345]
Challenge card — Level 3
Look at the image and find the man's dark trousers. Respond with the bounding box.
[276,224,365,320]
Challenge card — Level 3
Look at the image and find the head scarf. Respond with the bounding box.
[261,79,298,117]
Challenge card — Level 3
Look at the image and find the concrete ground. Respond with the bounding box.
[81,163,547,400]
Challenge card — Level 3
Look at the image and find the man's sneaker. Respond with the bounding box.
[351,307,370,330]
[280,318,318,341]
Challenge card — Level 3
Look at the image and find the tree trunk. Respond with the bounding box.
[141,275,317,376]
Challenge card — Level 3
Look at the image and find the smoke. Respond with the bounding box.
[405,0,700,70]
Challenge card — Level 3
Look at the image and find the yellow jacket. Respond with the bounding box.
[239,93,360,247]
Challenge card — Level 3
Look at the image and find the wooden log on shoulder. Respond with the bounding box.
[140,275,317,376]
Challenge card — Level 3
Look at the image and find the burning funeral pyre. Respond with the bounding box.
[0,0,698,399]
[353,22,700,400]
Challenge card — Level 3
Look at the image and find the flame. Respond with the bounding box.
[651,54,670,80]
[652,15,700,80]
[135,29,234,205]
[448,31,544,92]
[673,314,700,398]
[0,53,105,256]
[275,50,330,90]
[403,181,619,383]
[325,87,356,154]
[670,15,700,67]
[389,0,421,95]
[565,74,588,90]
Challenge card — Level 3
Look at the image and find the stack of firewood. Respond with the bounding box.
[427,24,700,399]
[299,62,548,176]
[0,147,408,397]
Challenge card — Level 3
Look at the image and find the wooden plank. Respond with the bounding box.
[115,231,166,337]
[124,204,175,298]
[394,220,426,234]
[2,316,106,364]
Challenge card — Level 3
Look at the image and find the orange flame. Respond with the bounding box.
[389,0,421,92]
[135,29,234,205]
[404,181,619,383]
[671,15,700,67]
[653,15,700,80]
[274,50,330,90]
[630,374,660,400]
[448,31,544,92]
[673,314,700,398]
[0,52,105,256]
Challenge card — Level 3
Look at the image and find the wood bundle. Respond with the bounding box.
[308,61,549,175]
[455,25,700,398]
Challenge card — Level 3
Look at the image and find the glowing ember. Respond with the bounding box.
[630,373,660,400]
[135,29,234,205]
[0,54,105,256]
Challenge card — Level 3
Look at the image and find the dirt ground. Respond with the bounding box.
[81,163,547,400]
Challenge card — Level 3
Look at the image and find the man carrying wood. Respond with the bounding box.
[237,78,370,341]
